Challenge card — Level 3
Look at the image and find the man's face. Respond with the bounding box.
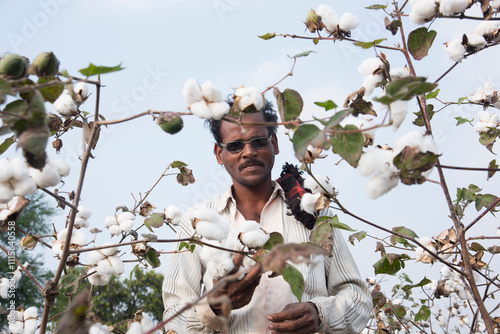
[214,113,279,189]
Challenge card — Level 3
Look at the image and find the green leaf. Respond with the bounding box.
[309,218,334,254]
[170,160,188,169]
[324,109,351,129]
[38,76,64,103]
[475,194,499,211]
[141,233,158,241]
[292,124,328,161]
[365,4,388,9]
[402,277,431,292]
[469,184,482,193]
[262,231,285,250]
[390,226,418,247]
[289,50,316,59]
[0,77,14,96]
[488,159,498,179]
[2,99,28,124]
[79,63,124,77]
[408,27,437,60]
[354,38,387,49]
[393,304,407,318]
[330,215,356,232]
[59,273,79,296]
[144,212,165,232]
[393,146,439,185]
[314,100,337,111]
[0,135,15,155]
[413,104,435,127]
[455,116,472,126]
[274,88,303,129]
[458,96,467,105]
[479,131,497,153]
[330,124,364,168]
[258,32,276,40]
[470,242,486,252]
[383,77,438,103]
[282,264,305,302]
[373,254,407,275]
[415,305,431,321]
[145,248,161,268]
[425,89,440,100]
[348,231,367,245]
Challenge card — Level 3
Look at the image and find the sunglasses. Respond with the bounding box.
[220,136,271,153]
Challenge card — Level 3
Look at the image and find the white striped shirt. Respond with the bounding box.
[162,182,372,333]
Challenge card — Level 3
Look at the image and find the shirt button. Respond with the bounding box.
[267,288,274,294]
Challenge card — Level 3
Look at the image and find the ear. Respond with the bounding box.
[214,143,224,165]
[271,134,279,155]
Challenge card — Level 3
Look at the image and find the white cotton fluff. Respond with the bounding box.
[29,164,61,189]
[74,82,89,100]
[234,86,264,112]
[358,58,384,76]
[474,21,500,36]
[182,78,203,106]
[24,307,38,334]
[340,114,377,138]
[362,74,384,96]
[358,148,395,177]
[238,220,262,233]
[240,229,269,249]
[74,217,89,228]
[71,229,86,245]
[108,225,122,235]
[164,205,183,225]
[53,90,77,116]
[104,216,116,227]
[100,242,118,256]
[12,268,22,288]
[201,81,223,102]
[466,33,487,50]
[439,0,468,15]
[118,212,135,223]
[0,182,14,204]
[300,192,322,214]
[492,0,500,8]
[190,100,213,119]
[393,131,437,154]
[0,277,9,298]
[49,159,70,177]
[208,101,230,120]
[0,159,14,183]
[77,206,92,219]
[10,158,29,180]
[207,257,235,280]
[316,4,339,32]
[192,206,221,223]
[303,175,334,195]
[88,272,111,286]
[8,311,24,334]
[474,111,499,132]
[469,82,496,103]
[86,250,105,265]
[126,321,143,334]
[89,323,110,334]
[389,100,408,131]
[445,38,466,62]
[11,178,37,197]
[409,0,437,24]
[108,255,124,275]
[195,220,229,241]
[140,312,155,332]
[365,175,399,199]
[52,243,63,257]
[96,258,113,275]
[339,12,359,31]
[119,219,135,233]
[390,67,411,80]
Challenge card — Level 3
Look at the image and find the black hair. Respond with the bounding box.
[207,99,278,145]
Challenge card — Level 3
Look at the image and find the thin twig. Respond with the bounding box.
[436,164,500,172]
[465,196,500,232]
[262,57,297,94]
[40,188,78,211]
[0,244,44,293]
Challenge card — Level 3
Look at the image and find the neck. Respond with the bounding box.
[232,180,274,222]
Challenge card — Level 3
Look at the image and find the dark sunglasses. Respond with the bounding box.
[220,136,271,153]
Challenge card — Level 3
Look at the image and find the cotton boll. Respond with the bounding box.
[316,4,338,32]
[53,90,77,116]
[100,242,119,256]
[140,312,155,332]
[201,81,222,102]
[52,243,63,257]
[182,78,203,106]
[108,225,122,235]
[29,164,61,188]
[365,175,399,199]
[119,219,134,233]
[466,34,486,50]
[49,159,70,177]
[74,217,89,228]
[89,323,110,334]
[358,58,384,76]
[409,0,437,24]
[0,182,14,204]
[339,12,359,31]
[240,229,270,249]
[24,306,38,320]
[71,229,86,245]
[57,228,68,242]
[303,175,333,194]
[208,101,230,120]
[389,100,408,131]
[117,212,135,223]
[238,220,261,233]
[390,67,411,80]
[0,159,14,183]
[88,272,111,286]
[76,205,92,219]
[439,0,468,15]
[11,158,30,181]
[362,74,383,96]
[126,321,143,334]
[164,205,183,225]
[474,21,500,36]
[300,193,321,214]
[96,259,113,275]
[192,207,221,223]
[86,250,105,265]
[190,100,213,119]
[209,257,235,279]
[444,38,466,62]
[104,216,117,227]
[420,134,437,153]
[108,256,124,275]
[393,131,424,154]
[234,86,265,112]
[74,82,89,100]
[10,178,37,197]
[0,277,9,298]
[195,220,228,240]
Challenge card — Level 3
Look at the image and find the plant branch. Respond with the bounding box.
[40,188,78,211]
[0,244,44,293]
[262,57,297,94]
[465,196,500,232]
[436,164,500,172]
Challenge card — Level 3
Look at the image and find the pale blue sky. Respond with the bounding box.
[1,0,499,288]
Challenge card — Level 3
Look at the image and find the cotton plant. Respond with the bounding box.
[233,85,265,112]
[89,323,111,334]
[238,220,270,249]
[313,4,360,34]
[74,205,92,228]
[303,175,334,195]
[164,205,183,225]
[86,242,124,286]
[190,206,229,241]
[358,57,385,96]
[52,227,87,263]
[8,306,38,334]
[52,82,90,116]
[473,111,499,132]
[104,211,136,236]
[126,311,161,334]
[340,114,378,143]
[408,0,470,24]
[182,78,230,119]
[0,264,24,299]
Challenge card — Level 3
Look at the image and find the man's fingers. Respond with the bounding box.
[268,305,302,322]
[232,253,244,267]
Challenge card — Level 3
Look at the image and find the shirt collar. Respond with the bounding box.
[215,181,285,214]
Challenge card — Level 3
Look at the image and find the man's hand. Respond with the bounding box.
[267,302,320,334]
[209,254,262,315]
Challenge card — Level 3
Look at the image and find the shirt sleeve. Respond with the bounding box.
[162,214,224,333]
[308,228,373,334]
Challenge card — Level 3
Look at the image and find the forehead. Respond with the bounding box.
[219,113,269,141]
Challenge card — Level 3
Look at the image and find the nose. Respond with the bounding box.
[241,141,257,158]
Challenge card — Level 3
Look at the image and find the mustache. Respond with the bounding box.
[239,159,264,171]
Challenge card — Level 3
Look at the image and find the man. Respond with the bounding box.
[162,103,372,333]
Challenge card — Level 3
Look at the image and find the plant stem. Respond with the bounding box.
[0,244,44,293]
